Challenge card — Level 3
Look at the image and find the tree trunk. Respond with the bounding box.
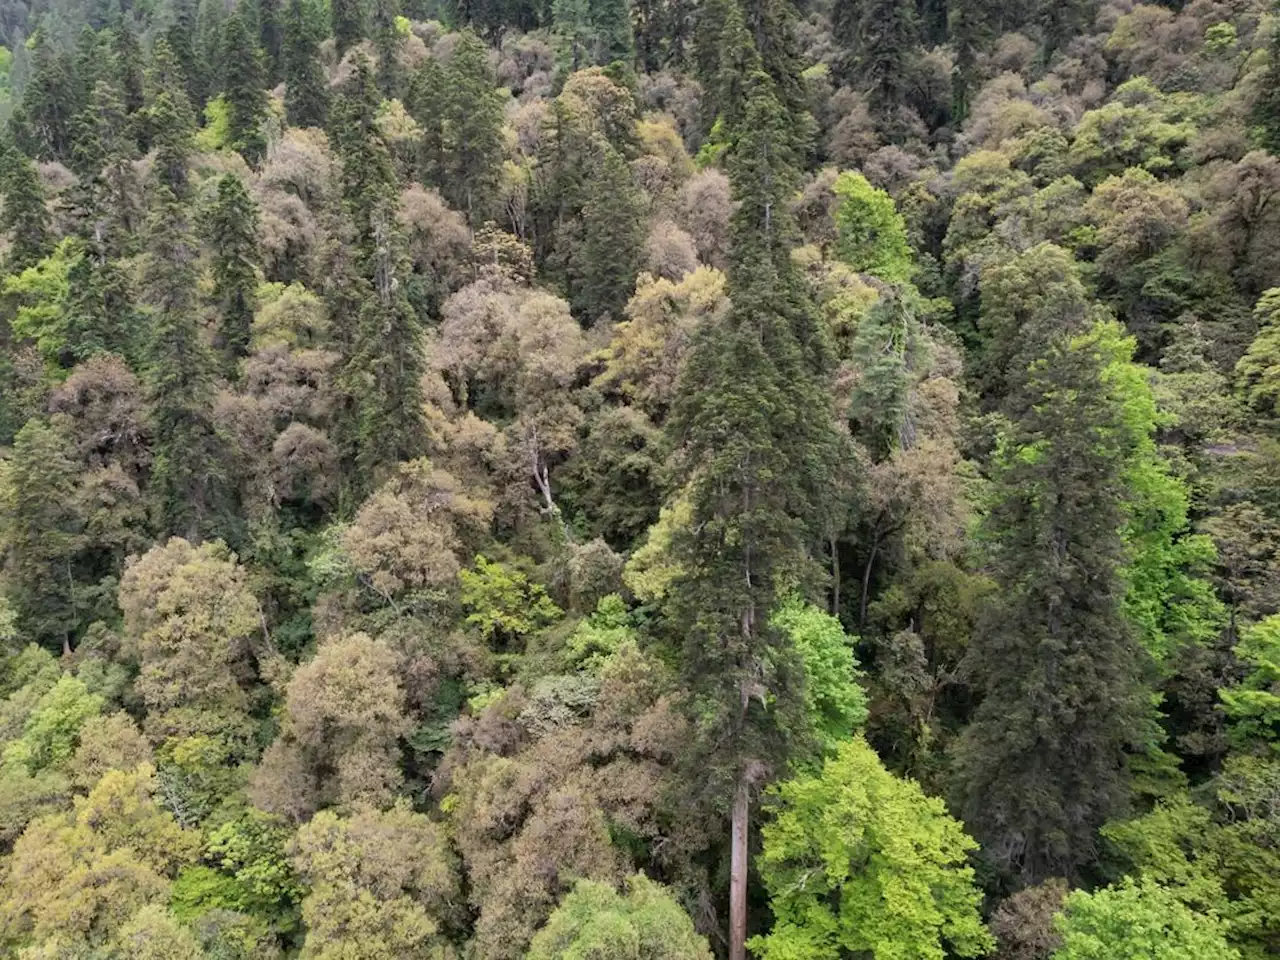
[729,772,750,960]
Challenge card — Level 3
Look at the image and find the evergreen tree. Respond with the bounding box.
[948,0,1002,122]
[856,0,917,132]
[0,139,52,273]
[19,30,78,162]
[568,140,645,324]
[405,54,446,184]
[165,0,206,109]
[1255,15,1280,155]
[283,0,329,127]
[111,20,146,117]
[663,71,840,960]
[207,174,261,372]
[590,0,634,65]
[331,54,425,484]
[332,0,367,55]
[0,416,85,654]
[63,248,136,364]
[440,30,504,223]
[141,42,224,539]
[953,318,1152,887]
[256,0,286,82]
[222,4,270,167]
[372,0,403,96]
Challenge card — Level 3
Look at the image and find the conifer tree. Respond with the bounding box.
[331,54,425,483]
[332,0,367,55]
[372,0,403,96]
[207,174,261,372]
[165,0,206,109]
[63,250,136,364]
[953,318,1151,887]
[663,69,840,960]
[568,140,645,324]
[111,20,146,118]
[440,30,504,223]
[405,55,445,184]
[140,44,225,539]
[19,30,77,162]
[856,0,917,132]
[283,0,329,127]
[0,139,52,273]
[0,416,85,654]
[256,0,286,81]
[222,4,270,167]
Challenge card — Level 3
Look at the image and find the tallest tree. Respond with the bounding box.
[663,49,840,960]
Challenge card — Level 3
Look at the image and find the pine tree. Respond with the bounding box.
[405,55,446,184]
[953,318,1151,887]
[332,0,367,55]
[141,42,225,539]
[283,0,330,127]
[856,0,918,132]
[0,416,85,654]
[222,4,270,167]
[440,30,504,223]
[372,0,403,96]
[663,71,840,960]
[0,139,52,273]
[207,174,261,372]
[1255,15,1280,155]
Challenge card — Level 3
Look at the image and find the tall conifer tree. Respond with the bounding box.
[141,42,225,539]
[663,68,840,960]
[222,4,270,167]
[207,174,261,372]
[332,0,367,55]
[0,139,52,273]
[283,0,329,127]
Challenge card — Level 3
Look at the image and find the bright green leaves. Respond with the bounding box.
[832,171,914,283]
[1221,615,1280,747]
[3,237,77,369]
[528,875,712,960]
[1051,878,1239,960]
[750,738,993,960]
[771,598,868,757]
[460,555,563,648]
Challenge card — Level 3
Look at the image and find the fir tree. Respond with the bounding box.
[372,0,403,96]
[856,0,918,132]
[953,319,1152,887]
[222,4,270,167]
[331,54,425,483]
[664,71,840,960]
[0,139,52,273]
[63,249,136,364]
[0,416,85,654]
[165,0,207,109]
[256,0,285,82]
[19,30,78,162]
[140,41,224,539]
[332,0,367,55]
[283,0,329,127]
[405,54,446,184]
[207,174,261,372]
[440,30,505,223]
[568,140,645,325]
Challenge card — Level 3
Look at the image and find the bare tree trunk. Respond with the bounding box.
[830,535,840,616]
[860,535,880,631]
[729,772,750,960]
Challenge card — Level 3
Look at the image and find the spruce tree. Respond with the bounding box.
[222,4,270,167]
[948,0,1001,122]
[372,0,403,96]
[441,30,504,223]
[332,0,367,55]
[63,250,136,365]
[0,416,85,654]
[568,140,645,325]
[283,0,329,127]
[0,139,52,273]
[141,44,225,539]
[405,55,445,184]
[256,0,285,82]
[331,54,425,483]
[165,0,207,109]
[207,174,261,372]
[663,70,840,960]
[953,317,1151,887]
[19,30,78,162]
[856,0,918,132]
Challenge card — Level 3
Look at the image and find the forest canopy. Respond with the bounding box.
[0,0,1279,956]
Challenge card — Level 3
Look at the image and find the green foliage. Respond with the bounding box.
[528,875,712,959]
[832,171,914,283]
[207,174,261,371]
[283,0,329,127]
[4,674,102,773]
[771,598,868,757]
[750,737,994,960]
[460,555,563,647]
[1052,878,1239,960]
[1221,615,1280,746]
[3,238,77,368]
[221,5,270,166]
[566,594,635,669]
